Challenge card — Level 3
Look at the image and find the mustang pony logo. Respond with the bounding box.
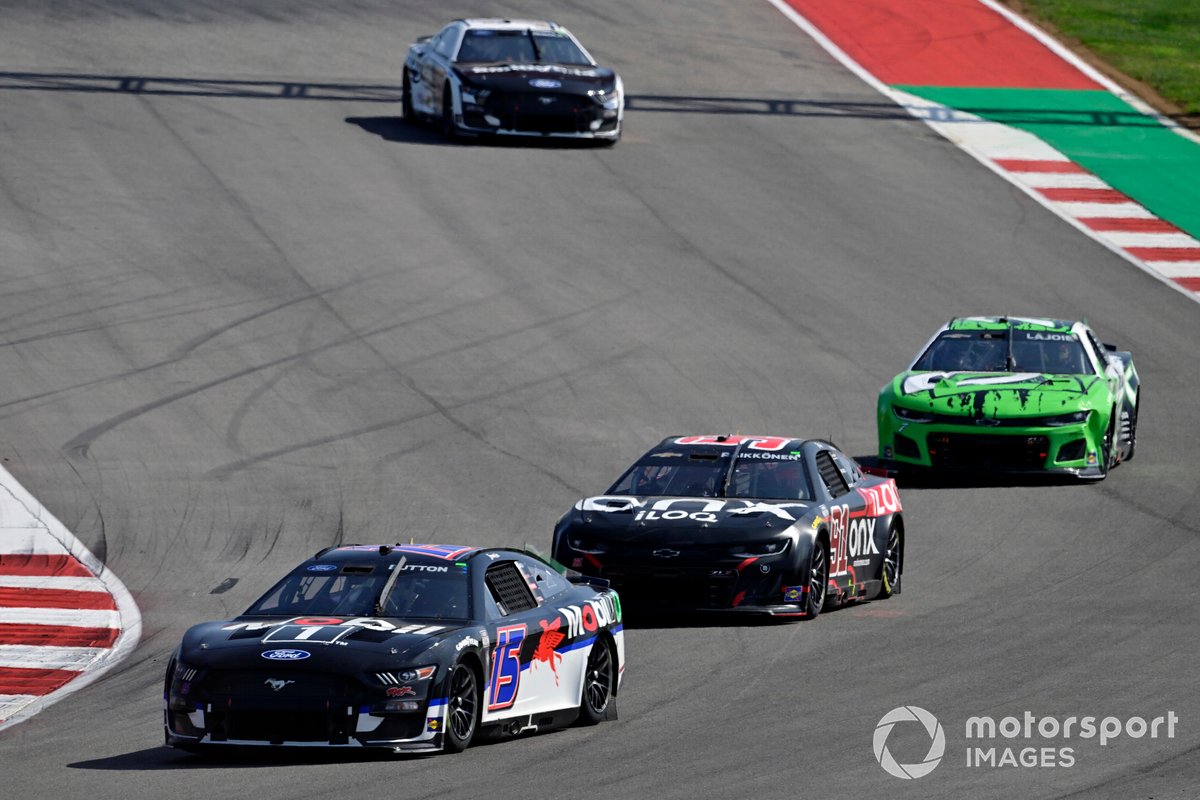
[532,618,565,684]
[264,678,295,692]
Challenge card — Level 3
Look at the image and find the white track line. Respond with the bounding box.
[0,645,111,670]
[0,576,108,591]
[0,607,121,627]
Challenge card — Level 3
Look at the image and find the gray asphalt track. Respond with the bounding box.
[2,2,1198,798]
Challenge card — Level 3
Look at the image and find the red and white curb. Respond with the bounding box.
[995,159,1200,293]
[767,0,1200,304]
[0,465,140,730]
[891,87,1200,299]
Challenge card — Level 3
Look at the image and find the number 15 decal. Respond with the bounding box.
[488,624,526,711]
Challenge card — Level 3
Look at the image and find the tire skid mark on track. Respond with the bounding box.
[0,465,139,730]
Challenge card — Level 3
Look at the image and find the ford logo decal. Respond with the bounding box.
[261,649,311,661]
[529,78,561,89]
[306,564,338,571]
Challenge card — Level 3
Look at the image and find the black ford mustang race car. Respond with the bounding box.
[403,18,624,143]
[552,436,905,619]
[164,544,623,754]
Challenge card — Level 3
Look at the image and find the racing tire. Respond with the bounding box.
[878,523,902,599]
[1099,414,1117,478]
[803,539,829,619]
[577,636,615,725]
[443,662,480,753]
[1124,389,1139,463]
[440,85,458,142]
[401,70,414,122]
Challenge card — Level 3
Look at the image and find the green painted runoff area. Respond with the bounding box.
[898,85,1200,239]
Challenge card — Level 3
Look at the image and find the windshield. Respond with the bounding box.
[243,562,470,620]
[728,453,812,501]
[456,29,591,65]
[607,452,812,501]
[913,330,1092,374]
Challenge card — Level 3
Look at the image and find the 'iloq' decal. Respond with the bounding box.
[578,496,809,521]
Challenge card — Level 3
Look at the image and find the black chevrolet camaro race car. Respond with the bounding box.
[403,18,624,143]
[552,436,905,619]
[164,544,623,754]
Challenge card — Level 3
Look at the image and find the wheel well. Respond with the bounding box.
[815,528,830,560]
[458,652,482,681]
[592,631,618,696]
[455,651,485,698]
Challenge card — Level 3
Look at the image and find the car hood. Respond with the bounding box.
[563,495,813,543]
[456,63,617,93]
[179,616,471,668]
[894,371,1104,416]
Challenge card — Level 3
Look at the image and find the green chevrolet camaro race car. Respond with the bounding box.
[878,316,1139,480]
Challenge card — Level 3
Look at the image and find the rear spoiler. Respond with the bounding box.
[856,458,899,479]
[524,541,611,589]
[567,574,611,590]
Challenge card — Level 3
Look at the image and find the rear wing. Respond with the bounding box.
[524,541,611,589]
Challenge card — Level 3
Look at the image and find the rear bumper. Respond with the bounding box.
[562,563,804,614]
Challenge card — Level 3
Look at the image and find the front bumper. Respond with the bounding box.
[878,415,1104,478]
[164,672,447,752]
[458,90,621,139]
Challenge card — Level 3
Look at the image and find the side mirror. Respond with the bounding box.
[1103,342,1117,352]
[415,35,432,44]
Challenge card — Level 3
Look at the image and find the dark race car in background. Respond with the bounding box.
[165,544,623,754]
[403,18,624,143]
[877,316,1139,480]
[552,436,905,620]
